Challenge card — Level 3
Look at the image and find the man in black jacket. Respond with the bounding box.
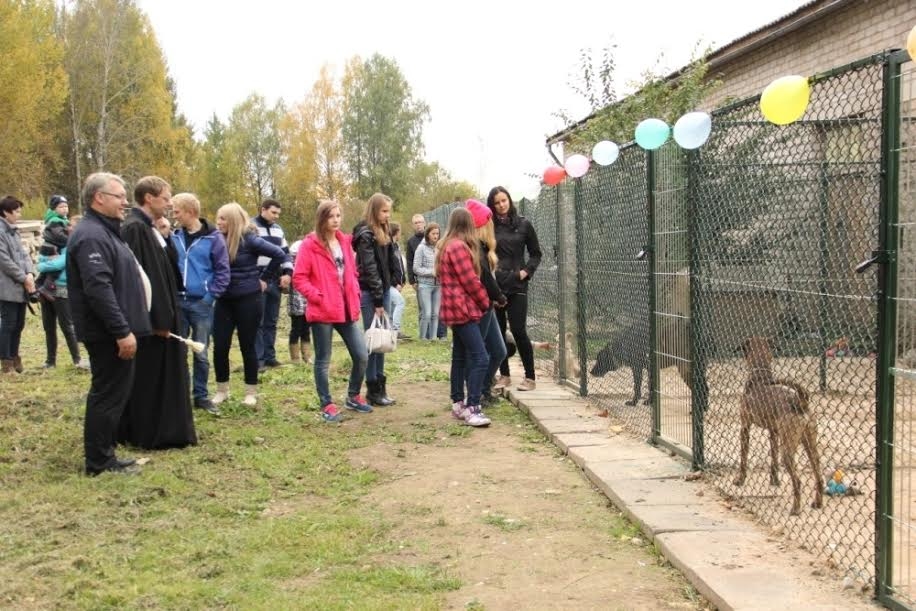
[404,213,426,287]
[68,172,151,476]
[405,214,425,332]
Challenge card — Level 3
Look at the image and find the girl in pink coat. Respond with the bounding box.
[292,200,372,422]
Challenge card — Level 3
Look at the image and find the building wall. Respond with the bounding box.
[703,0,916,109]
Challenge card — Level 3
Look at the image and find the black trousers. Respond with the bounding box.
[496,293,536,380]
[289,315,311,343]
[40,296,81,365]
[213,292,262,385]
[84,339,135,474]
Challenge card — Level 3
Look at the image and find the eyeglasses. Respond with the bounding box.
[100,191,128,201]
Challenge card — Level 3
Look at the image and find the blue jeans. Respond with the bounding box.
[479,308,507,396]
[449,320,489,407]
[180,296,214,400]
[387,287,405,331]
[360,289,391,382]
[256,280,281,364]
[311,321,368,407]
[417,283,441,340]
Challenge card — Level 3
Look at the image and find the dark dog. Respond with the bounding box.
[590,322,692,406]
[733,337,823,516]
[590,330,650,405]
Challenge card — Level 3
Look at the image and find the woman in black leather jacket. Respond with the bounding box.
[352,193,400,406]
[486,186,542,391]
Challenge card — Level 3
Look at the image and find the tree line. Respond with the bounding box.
[1,0,478,235]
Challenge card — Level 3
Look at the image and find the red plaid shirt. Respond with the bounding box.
[438,239,490,326]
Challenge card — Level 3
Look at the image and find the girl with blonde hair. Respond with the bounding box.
[352,192,401,406]
[436,207,491,427]
[465,200,508,407]
[212,202,288,407]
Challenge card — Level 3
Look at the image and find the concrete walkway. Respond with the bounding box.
[500,365,880,611]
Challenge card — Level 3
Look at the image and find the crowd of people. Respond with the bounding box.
[0,173,542,476]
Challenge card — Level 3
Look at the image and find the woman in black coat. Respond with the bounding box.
[486,186,542,391]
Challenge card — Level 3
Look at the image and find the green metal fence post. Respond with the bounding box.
[556,186,567,380]
[574,177,588,395]
[686,149,708,469]
[818,161,829,392]
[647,149,660,443]
[875,50,902,604]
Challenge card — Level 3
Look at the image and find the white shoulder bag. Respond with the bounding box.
[365,312,397,354]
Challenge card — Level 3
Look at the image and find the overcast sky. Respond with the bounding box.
[137,0,809,200]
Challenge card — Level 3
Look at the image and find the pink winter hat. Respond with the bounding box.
[465,199,492,228]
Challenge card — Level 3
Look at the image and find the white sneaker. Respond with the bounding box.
[212,382,230,405]
[452,402,468,421]
[463,406,491,427]
[242,384,258,406]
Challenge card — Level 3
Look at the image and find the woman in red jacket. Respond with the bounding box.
[292,200,372,422]
[437,208,491,427]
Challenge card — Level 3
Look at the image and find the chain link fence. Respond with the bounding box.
[421,50,913,607]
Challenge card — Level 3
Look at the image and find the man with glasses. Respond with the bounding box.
[67,173,149,476]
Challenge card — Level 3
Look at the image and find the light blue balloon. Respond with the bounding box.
[591,140,620,166]
[673,111,712,149]
[634,118,670,150]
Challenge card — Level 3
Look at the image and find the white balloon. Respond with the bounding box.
[591,140,620,166]
[673,112,712,150]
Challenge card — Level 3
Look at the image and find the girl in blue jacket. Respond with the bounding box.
[212,203,288,407]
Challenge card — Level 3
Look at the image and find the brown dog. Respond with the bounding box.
[733,337,823,516]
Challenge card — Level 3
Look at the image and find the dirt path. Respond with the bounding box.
[346,381,706,610]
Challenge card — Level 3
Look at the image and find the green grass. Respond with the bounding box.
[0,293,466,609]
[482,513,527,532]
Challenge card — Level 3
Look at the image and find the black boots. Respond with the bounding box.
[379,374,396,405]
[366,375,396,407]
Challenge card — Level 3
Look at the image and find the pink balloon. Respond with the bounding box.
[543,165,566,186]
[564,154,590,178]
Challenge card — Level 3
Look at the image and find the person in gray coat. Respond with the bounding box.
[0,195,36,374]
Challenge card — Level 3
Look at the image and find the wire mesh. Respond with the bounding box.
[691,57,883,587]
[524,187,562,376]
[654,141,693,453]
[577,146,653,438]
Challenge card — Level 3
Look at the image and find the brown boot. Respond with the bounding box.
[301,341,313,364]
[1,359,15,374]
[289,343,302,364]
[12,356,23,373]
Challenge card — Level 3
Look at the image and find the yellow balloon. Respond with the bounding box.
[759,75,810,126]
[908,24,916,62]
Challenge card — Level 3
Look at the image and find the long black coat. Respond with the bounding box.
[118,208,197,450]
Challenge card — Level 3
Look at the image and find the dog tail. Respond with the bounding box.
[776,378,809,413]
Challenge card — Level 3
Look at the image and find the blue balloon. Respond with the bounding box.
[634,118,670,150]
[673,112,712,149]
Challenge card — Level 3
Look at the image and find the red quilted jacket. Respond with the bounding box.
[292,231,361,323]
[438,239,490,326]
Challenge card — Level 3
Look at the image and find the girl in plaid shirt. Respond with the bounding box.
[436,208,491,427]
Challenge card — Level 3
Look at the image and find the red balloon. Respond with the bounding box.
[543,165,566,186]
